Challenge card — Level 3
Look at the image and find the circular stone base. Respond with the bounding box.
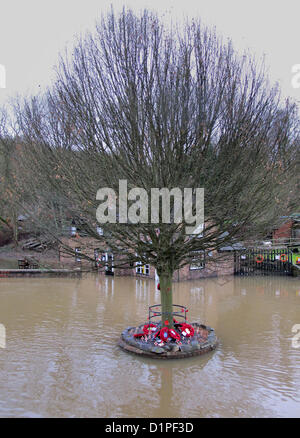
[118,322,218,359]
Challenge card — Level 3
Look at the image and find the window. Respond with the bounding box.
[75,247,81,262]
[189,250,205,270]
[97,226,104,236]
[188,223,204,240]
[136,261,150,276]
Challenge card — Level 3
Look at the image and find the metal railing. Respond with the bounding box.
[234,248,294,276]
[148,304,188,324]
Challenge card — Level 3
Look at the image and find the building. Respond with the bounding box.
[271,213,300,245]
[59,233,235,281]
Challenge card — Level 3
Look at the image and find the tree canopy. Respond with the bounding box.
[1,8,299,325]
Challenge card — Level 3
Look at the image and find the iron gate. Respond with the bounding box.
[234,248,293,276]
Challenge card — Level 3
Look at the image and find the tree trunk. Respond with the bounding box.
[159,271,174,328]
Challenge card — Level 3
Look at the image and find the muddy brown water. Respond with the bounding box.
[0,274,299,418]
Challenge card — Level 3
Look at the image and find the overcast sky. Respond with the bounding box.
[0,0,300,106]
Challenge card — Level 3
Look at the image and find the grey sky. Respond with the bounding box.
[0,0,300,106]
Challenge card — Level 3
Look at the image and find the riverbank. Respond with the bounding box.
[0,268,83,277]
[0,241,71,270]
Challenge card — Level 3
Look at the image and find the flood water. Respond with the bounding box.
[0,274,299,418]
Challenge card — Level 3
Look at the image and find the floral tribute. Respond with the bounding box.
[120,305,217,358]
[133,314,202,349]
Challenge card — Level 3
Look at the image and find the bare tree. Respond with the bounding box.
[0,109,22,246]
[12,9,299,326]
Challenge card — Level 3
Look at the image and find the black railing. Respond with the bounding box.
[234,248,293,276]
[148,304,187,323]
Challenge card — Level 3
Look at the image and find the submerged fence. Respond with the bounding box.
[234,248,293,276]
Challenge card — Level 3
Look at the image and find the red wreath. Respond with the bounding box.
[168,328,181,341]
[179,323,194,337]
[159,327,170,342]
[159,326,181,342]
[153,329,161,338]
[143,323,158,335]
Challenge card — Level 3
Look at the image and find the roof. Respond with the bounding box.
[219,242,245,251]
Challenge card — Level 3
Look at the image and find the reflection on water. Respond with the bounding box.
[0,274,299,418]
[0,258,18,269]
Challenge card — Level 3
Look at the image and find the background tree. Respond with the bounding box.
[11,9,299,327]
[0,109,21,246]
